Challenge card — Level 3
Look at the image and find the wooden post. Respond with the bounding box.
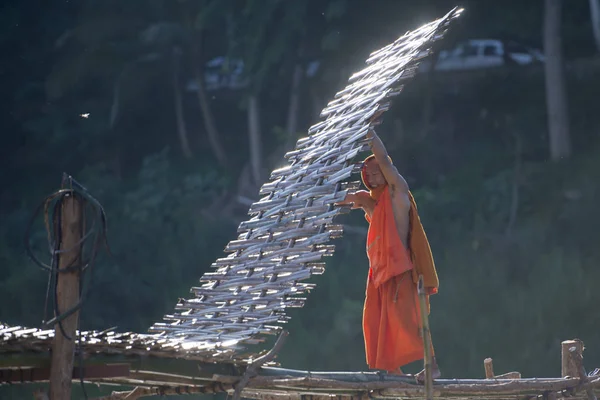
[562,339,584,377]
[417,275,433,400]
[484,358,495,379]
[568,345,597,400]
[49,182,83,400]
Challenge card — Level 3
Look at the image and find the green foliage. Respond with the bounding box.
[0,149,233,333]
[75,149,233,331]
[2,2,600,399]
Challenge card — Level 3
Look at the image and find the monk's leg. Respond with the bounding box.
[431,355,441,378]
[429,338,441,379]
[374,273,424,374]
[365,276,412,376]
[363,274,382,369]
[415,343,441,382]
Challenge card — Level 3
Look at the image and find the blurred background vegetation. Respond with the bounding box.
[2,0,600,397]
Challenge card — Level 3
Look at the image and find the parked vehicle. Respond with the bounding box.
[186,57,321,92]
[203,56,248,91]
[419,39,545,72]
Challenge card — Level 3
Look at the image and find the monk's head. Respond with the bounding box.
[361,155,386,190]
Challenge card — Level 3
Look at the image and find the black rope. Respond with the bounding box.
[24,173,111,399]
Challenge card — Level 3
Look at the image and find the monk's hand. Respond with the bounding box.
[336,191,370,210]
[368,110,385,124]
[351,191,372,209]
[335,193,354,207]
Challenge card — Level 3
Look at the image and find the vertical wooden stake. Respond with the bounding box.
[417,275,433,400]
[49,183,83,400]
[568,345,597,400]
[561,339,584,377]
[484,358,495,379]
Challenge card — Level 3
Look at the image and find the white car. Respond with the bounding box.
[419,39,545,72]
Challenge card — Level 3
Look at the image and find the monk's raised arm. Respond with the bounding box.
[366,129,409,194]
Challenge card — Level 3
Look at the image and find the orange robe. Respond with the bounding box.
[362,185,437,371]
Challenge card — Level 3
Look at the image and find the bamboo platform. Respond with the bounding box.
[88,369,600,400]
[2,324,599,400]
[4,360,600,400]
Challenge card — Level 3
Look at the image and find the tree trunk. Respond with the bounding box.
[284,63,303,150]
[247,94,263,185]
[590,0,600,52]
[193,30,228,167]
[109,74,122,130]
[172,49,193,159]
[543,0,571,161]
[506,128,522,238]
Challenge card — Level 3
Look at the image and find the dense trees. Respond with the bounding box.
[1,3,600,397]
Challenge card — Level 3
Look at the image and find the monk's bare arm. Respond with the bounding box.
[366,129,409,195]
[367,129,410,246]
[336,190,376,217]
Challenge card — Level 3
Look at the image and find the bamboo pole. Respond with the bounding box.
[90,382,232,400]
[494,372,521,379]
[49,178,84,400]
[254,376,600,394]
[232,330,288,400]
[254,368,585,386]
[241,391,368,400]
[417,275,434,399]
[483,358,521,380]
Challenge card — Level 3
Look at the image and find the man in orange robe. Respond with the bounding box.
[339,129,440,380]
